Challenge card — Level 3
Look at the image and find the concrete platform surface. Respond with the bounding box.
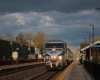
[64,60,94,80]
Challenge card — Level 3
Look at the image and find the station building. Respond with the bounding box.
[80,41,100,63]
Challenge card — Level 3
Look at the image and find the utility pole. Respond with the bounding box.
[87,31,91,61]
[89,24,94,60]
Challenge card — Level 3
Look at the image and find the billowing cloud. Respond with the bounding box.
[16,19,25,25]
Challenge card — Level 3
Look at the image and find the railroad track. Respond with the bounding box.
[30,70,60,80]
[30,61,73,80]
[0,63,45,76]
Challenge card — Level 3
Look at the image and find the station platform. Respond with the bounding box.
[56,59,94,80]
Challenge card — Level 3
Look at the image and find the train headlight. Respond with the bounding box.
[58,56,62,60]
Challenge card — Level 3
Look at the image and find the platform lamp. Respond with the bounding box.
[89,24,94,61]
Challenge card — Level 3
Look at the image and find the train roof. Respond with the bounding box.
[46,40,66,43]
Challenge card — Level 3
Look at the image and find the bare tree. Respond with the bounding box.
[4,32,14,41]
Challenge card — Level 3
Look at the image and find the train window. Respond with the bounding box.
[52,44,56,48]
[46,44,51,48]
[57,44,62,48]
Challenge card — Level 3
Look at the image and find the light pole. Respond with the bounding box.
[87,31,91,61]
[89,24,94,60]
[84,38,87,43]
[87,31,91,43]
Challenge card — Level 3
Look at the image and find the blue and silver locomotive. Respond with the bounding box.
[45,40,67,70]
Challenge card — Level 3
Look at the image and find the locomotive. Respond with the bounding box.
[45,40,74,70]
[45,40,67,70]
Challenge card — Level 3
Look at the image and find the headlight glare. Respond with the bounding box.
[58,56,62,60]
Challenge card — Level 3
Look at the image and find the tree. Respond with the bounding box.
[24,32,34,46]
[33,31,53,55]
[0,34,3,39]
[17,33,27,45]
[33,31,46,49]
[4,32,14,41]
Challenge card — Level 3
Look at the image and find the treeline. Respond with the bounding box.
[0,31,53,50]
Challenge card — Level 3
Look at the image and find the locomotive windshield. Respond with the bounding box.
[57,44,63,48]
[46,43,63,48]
[52,44,56,48]
[46,44,51,48]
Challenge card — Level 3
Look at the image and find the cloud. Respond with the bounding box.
[16,19,25,25]
[40,16,54,26]
[0,10,100,38]
[5,21,11,25]
[29,12,38,15]
[0,0,100,13]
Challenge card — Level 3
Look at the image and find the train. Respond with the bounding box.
[0,39,43,61]
[45,40,74,70]
[67,46,74,65]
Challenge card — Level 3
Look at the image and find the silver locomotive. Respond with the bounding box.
[45,40,67,70]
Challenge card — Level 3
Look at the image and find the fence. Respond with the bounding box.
[84,60,100,80]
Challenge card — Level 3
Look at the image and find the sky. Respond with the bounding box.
[0,0,100,58]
